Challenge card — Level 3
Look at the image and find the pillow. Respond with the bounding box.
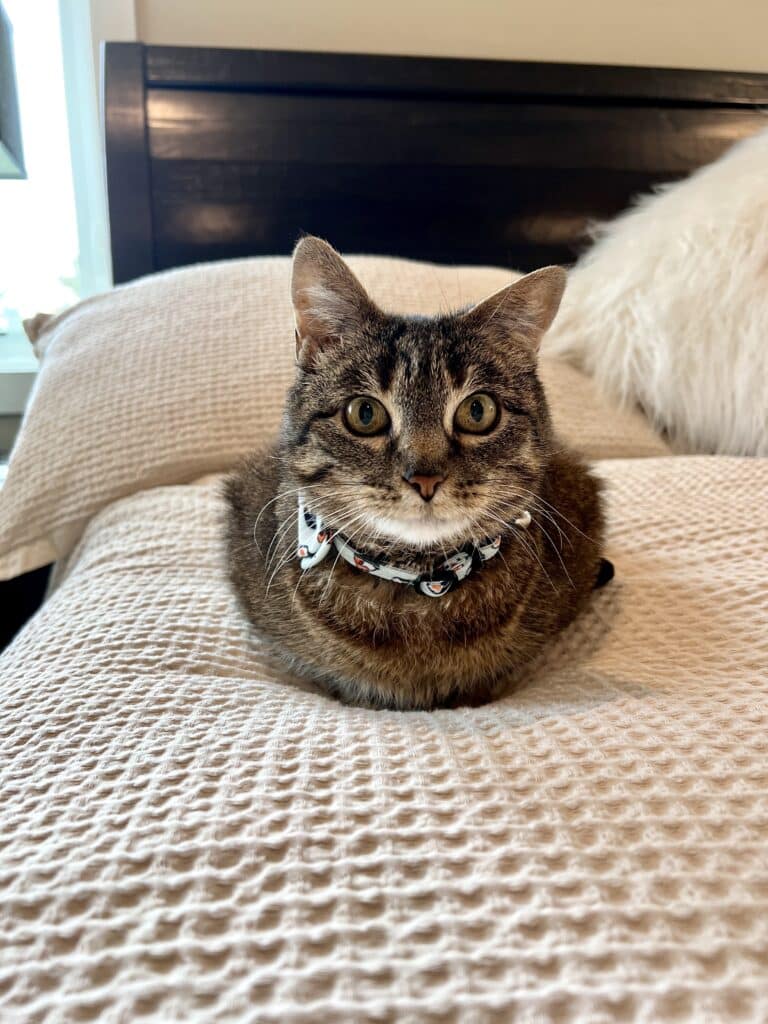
[0,255,669,581]
[545,123,768,455]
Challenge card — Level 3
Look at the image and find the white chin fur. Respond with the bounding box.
[367,513,472,548]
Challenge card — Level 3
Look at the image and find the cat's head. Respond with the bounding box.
[283,236,565,551]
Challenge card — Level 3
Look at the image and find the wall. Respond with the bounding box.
[134,0,768,73]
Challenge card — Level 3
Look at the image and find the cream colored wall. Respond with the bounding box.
[134,0,768,73]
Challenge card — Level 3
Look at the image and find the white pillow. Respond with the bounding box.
[545,123,768,455]
[0,255,669,581]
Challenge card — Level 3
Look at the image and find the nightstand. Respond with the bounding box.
[0,459,50,650]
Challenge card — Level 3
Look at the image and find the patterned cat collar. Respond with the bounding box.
[295,498,531,598]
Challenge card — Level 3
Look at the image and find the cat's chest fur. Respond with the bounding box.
[291,517,537,650]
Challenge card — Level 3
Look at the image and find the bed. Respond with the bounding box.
[1,43,768,1023]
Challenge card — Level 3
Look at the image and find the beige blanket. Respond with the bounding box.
[2,455,767,1022]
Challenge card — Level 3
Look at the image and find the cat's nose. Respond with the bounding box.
[403,471,446,502]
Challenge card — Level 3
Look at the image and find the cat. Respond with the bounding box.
[225,236,611,710]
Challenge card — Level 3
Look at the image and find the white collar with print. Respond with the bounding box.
[295,497,531,598]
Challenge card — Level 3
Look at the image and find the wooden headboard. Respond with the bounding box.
[103,43,768,285]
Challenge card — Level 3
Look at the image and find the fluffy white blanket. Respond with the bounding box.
[546,125,768,456]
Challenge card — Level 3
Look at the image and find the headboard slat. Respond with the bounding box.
[143,45,768,107]
[146,89,763,172]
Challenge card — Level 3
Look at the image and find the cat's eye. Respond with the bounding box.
[454,393,499,434]
[343,396,390,436]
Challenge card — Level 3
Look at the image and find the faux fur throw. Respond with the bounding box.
[545,123,768,456]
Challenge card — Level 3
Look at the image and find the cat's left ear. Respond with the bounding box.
[462,266,567,354]
[291,235,378,367]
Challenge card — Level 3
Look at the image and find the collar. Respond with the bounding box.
[295,497,531,598]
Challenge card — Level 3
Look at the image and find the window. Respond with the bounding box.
[0,0,111,418]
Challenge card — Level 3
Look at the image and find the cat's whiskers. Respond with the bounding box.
[532,516,574,587]
[266,501,365,596]
[290,566,311,609]
[510,528,558,593]
[264,487,363,572]
[289,504,374,606]
[487,484,573,552]
[507,505,573,588]
[317,494,401,556]
[484,487,573,578]
[253,484,305,533]
[519,500,571,550]
[468,509,518,577]
[489,489,569,552]
[480,505,558,592]
[310,506,384,606]
[532,506,571,551]
[265,508,300,573]
[265,544,299,597]
[318,546,345,607]
[252,485,307,551]
[511,484,595,544]
[267,502,347,580]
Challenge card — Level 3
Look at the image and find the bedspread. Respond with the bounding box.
[2,456,768,1023]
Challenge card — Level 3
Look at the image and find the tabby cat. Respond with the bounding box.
[225,237,611,710]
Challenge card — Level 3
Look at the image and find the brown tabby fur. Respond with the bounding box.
[225,237,606,710]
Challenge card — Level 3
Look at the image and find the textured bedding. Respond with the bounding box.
[2,455,768,1023]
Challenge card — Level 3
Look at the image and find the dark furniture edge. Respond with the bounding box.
[0,564,51,653]
[144,44,768,106]
[103,41,155,283]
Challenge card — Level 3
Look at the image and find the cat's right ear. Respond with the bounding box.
[291,236,377,368]
[461,266,567,355]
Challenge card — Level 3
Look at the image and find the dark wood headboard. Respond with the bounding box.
[103,43,768,285]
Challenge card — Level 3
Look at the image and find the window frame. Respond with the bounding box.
[0,0,136,419]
